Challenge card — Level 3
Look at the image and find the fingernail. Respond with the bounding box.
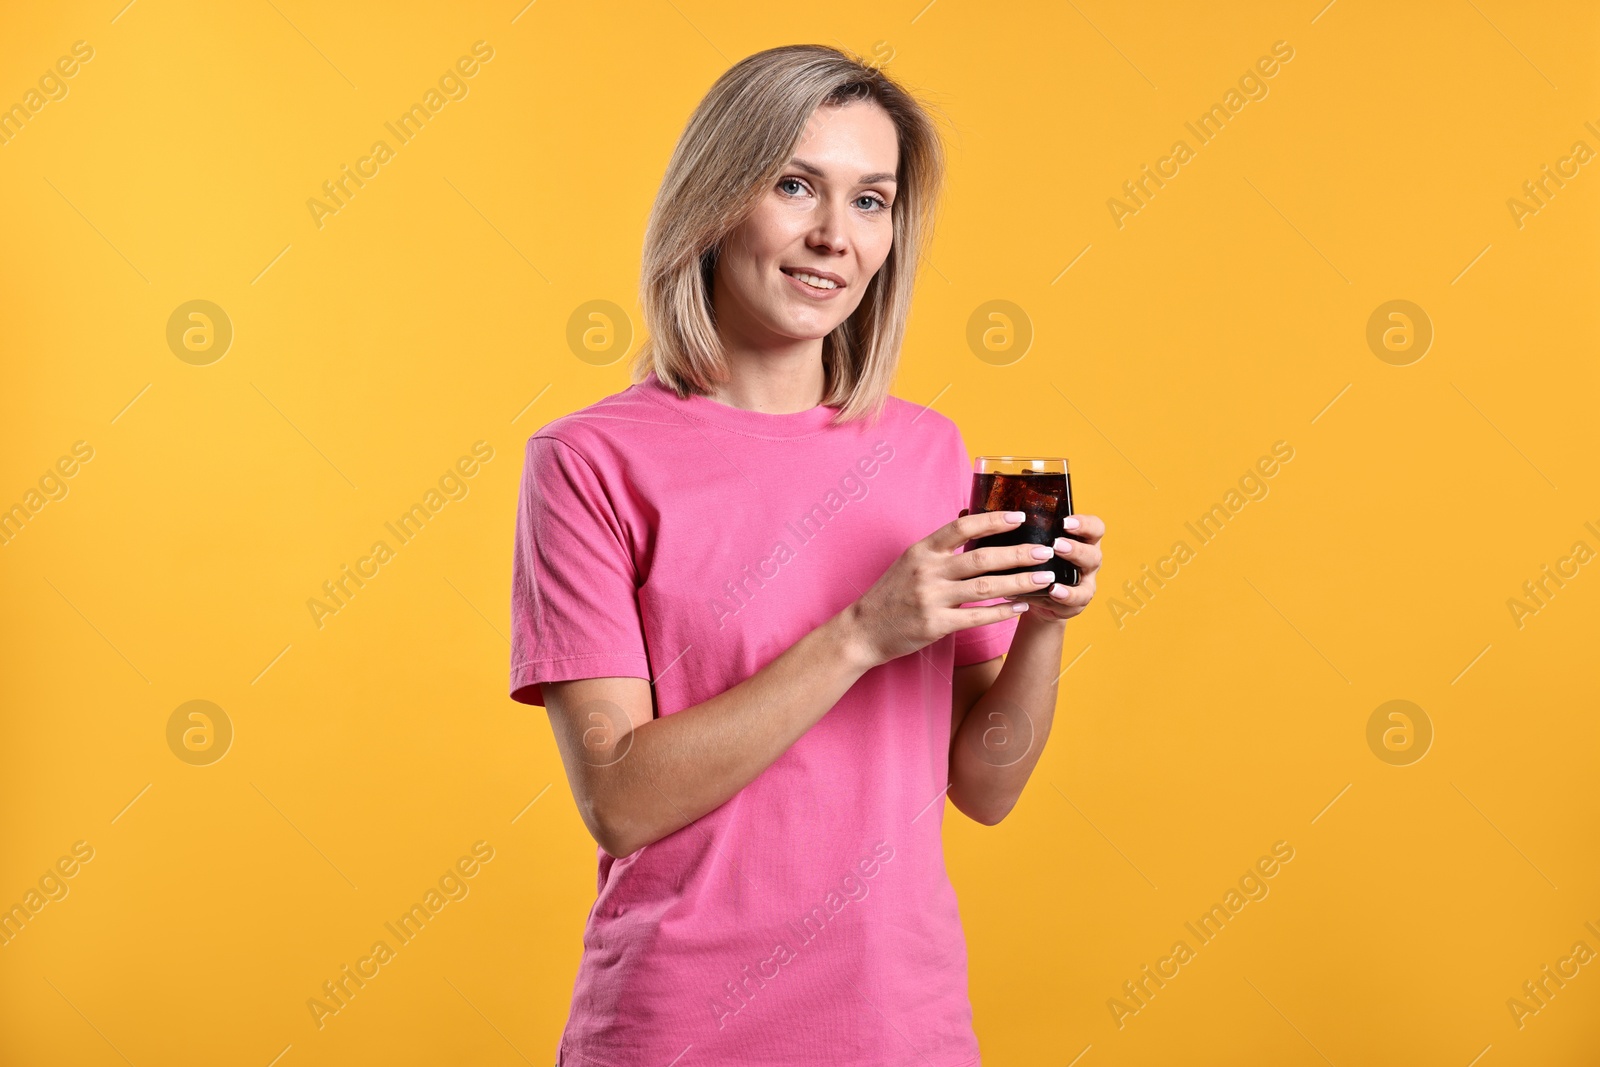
[1050,584,1069,598]
[1054,537,1072,554]
[1032,570,1054,584]
[1062,516,1081,531]
[1004,511,1025,523]
[1030,545,1052,560]
[1012,602,1029,612]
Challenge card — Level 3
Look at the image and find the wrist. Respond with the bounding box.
[829,602,882,674]
[1016,601,1069,632]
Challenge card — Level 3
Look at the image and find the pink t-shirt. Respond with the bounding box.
[509,370,1018,1067]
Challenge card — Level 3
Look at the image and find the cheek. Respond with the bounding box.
[716,242,768,300]
[743,199,806,251]
[862,228,895,275]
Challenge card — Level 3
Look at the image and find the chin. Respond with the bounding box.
[760,308,840,339]
[779,321,842,341]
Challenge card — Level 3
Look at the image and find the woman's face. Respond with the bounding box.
[711,100,899,351]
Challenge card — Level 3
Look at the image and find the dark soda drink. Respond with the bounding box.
[966,469,1078,590]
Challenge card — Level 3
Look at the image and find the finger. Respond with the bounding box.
[947,601,1031,631]
[951,541,1054,579]
[927,509,1024,553]
[1010,595,1074,620]
[952,567,1056,605]
[1053,537,1102,574]
[1061,513,1106,544]
[1044,575,1097,609]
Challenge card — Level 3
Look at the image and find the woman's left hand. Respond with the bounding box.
[1007,514,1104,623]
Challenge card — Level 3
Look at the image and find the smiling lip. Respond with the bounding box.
[781,266,846,288]
[780,270,845,299]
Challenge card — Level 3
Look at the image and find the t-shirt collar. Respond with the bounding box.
[638,370,841,438]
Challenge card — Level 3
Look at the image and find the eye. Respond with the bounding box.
[778,176,890,213]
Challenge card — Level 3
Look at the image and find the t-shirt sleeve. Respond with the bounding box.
[949,424,1020,667]
[509,434,652,707]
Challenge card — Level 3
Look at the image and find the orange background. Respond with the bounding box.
[1,1,1596,1064]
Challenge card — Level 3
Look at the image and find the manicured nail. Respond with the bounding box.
[1050,584,1069,598]
[1012,602,1029,612]
[1062,516,1081,531]
[1004,511,1025,523]
[1054,538,1072,554]
[1030,545,1053,560]
[1032,570,1054,584]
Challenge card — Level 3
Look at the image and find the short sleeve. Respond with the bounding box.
[509,435,651,706]
[948,424,1020,666]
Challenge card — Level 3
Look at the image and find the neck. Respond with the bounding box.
[707,350,829,414]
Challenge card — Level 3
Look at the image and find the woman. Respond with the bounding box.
[509,44,1104,1067]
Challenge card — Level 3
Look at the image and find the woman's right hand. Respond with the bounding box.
[842,510,1058,669]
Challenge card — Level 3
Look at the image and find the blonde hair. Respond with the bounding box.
[630,44,948,425]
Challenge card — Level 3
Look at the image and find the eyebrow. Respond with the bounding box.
[789,157,897,185]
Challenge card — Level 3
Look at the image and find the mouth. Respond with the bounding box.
[779,266,845,291]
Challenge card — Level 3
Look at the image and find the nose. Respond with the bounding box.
[807,196,849,256]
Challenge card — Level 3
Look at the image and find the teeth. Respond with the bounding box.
[785,270,838,290]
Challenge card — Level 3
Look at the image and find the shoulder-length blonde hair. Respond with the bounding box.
[629,44,948,425]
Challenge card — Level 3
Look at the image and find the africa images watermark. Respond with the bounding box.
[306,41,496,230]
[708,840,896,1031]
[307,441,494,628]
[1107,441,1295,628]
[1504,518,1599,630]
[1108,839,1296,1028]
[707,440,896,629]
[0,40,95,148]
[306,840,495,1029]
[1107,40,1296,229]
[0,840,96,948]
[1505,119,1600,230]
[1505,918,1600,1030]
[0,440,95,548]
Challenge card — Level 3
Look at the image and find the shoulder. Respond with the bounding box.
[876,393,967,453]
[524,379,659,467]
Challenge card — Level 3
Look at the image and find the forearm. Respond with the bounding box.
[948,613,1065,825]
[591,610,874,856]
